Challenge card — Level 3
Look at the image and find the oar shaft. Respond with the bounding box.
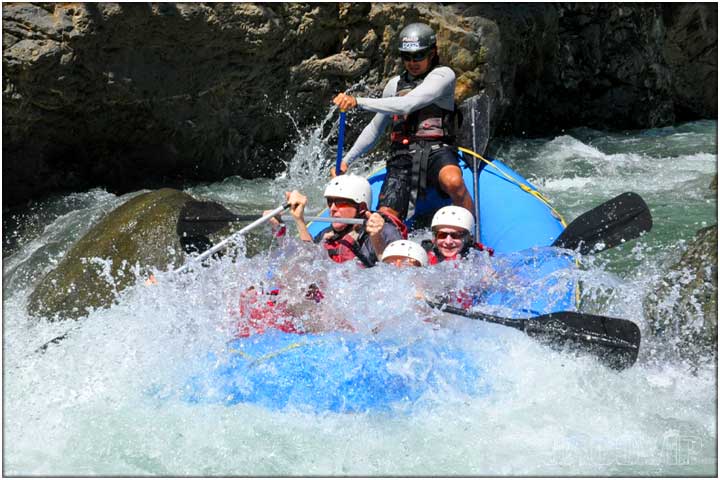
[336,111,346,175]
[302,216,365,225]
[174,203,289,274]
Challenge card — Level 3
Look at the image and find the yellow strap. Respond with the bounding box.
[457,146,567,228]
[229,339,316,367]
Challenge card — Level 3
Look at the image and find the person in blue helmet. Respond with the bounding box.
[332,22,474,221]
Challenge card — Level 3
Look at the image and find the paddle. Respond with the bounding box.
[174,203,289,274]
[182,213,365,225]
[336,110,346,175]
[552,192,652,254]
[36,203,290,354]
[426,300,641,370]
[463,94,491,241]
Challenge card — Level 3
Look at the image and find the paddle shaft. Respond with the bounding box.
[183,214,364,225]
[336,111,346,175]
[174,203,289,274]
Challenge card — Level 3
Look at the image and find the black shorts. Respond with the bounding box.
[378,143,459,219]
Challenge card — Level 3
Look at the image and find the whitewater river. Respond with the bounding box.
[3,118,716,475]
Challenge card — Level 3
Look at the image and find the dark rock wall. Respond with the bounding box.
[3,3,717,207]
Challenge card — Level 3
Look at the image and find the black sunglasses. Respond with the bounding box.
[400,50,431,62]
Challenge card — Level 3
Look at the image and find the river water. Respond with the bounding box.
[3,118,717,475]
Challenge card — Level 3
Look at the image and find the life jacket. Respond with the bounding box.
[319,212,408,267]
[235,286,301,338]
[390,67,459,147]
[323,227,374,267]
[234,282,327,338]
[423,239,494,265]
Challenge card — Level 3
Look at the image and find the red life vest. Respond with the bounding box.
[321,212,408,267]
[234,287,301,338]
[323,228,369,265]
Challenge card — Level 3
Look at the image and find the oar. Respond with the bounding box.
[426,300,641,370]
[336,110,346,175]
[184,214,363,225]
[467,94,491,241]
[174,203,289,274]
[552,192,652,254]
[36,204,290,353]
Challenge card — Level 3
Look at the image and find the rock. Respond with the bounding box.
[3,3,717,206]
[27,188,196,321]
[643,224,718,363]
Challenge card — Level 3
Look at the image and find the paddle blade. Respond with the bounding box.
[458,94,491,155]
[553,192,652,254]
[524,311,641,370]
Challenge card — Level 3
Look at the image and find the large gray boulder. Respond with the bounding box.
[3,3,717,206]
[643,222,718,363]
[27,188,196,320]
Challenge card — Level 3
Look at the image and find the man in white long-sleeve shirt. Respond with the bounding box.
[333,22,474,221]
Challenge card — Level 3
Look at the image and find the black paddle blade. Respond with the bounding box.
[552,192,652,254]
[524,311,641,370]
[177,200,241,237]
[458,93,492,155]
[427,301,640,370]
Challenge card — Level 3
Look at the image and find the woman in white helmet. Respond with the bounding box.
[271,174,405,267]
[425,205,492,264]
[381,239,428,268]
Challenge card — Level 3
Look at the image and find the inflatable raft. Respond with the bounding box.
[182,156,578,412]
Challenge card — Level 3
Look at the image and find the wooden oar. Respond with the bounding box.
[552,192,652,254]
[426,300,641,370]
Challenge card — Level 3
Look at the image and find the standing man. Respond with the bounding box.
[332,22,474,221]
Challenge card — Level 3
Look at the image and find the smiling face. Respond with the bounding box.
[433,225,468,259]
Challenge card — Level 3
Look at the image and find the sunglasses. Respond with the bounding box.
[435,230,467,240]
[326,197,358,208]
[400,50,431,62]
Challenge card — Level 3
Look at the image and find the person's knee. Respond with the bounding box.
[439,168,467,196]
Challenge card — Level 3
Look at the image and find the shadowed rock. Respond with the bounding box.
[3,3,717,207]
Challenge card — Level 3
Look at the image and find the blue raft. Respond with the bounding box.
[185,332,488,413]
[183,156,577,412]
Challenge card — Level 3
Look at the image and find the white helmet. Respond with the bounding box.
[431,206,474,233]
[381,240,428,267]
[323,174,372,207]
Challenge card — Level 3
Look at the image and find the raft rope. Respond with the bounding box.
[457,146,568,228]
[228,340,311,367]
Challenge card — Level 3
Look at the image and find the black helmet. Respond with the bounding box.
[397,22,436,53]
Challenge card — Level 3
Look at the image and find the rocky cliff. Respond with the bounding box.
[3,2,717,206]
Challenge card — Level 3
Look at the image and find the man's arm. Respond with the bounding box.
[342,113,390,167]
[337,78,398,169]
[356,67,455,115]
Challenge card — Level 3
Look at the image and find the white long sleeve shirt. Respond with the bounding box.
[343,66,456,166]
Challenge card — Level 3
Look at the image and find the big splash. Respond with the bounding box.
[3,119,717,476]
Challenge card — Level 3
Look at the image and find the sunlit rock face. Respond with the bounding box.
[644,174,718,366]
[3,3,716,206]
